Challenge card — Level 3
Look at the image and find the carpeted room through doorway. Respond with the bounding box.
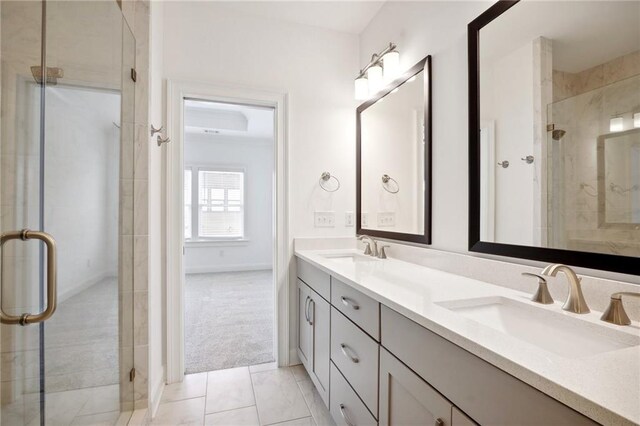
[184,269,275,374]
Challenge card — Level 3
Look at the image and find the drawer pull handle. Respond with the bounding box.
[304,296,310,323]
[340,343,359,363]
[341,296,360,310]
[308,299,315,326]
[435,418,444,426]
[339,404,356,426]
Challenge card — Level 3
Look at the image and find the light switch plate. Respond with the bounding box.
[361,212,369,227]
[377,212,395,227]
[345,212,354,227]
[314,211,335,228]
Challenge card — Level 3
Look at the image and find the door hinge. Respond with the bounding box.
[131,68,137,82]
[546,123,555,131]
[129,368,136,382]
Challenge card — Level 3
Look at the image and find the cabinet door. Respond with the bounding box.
[297,279,312,367]
[380,348,452,426]
[309,293,330,405]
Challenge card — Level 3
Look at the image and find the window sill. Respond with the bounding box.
[185,239,250,248]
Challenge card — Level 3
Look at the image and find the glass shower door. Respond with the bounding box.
[0,1,46,424]
[1,1,135,424]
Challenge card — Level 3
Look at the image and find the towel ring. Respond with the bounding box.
[319,172,340,192]
[381,174,399,194]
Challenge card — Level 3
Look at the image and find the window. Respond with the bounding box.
[184,168,245,241]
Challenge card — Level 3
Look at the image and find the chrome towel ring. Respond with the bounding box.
[319,172,341,192]
[381,174,399,193]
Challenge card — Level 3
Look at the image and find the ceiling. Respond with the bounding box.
[212,1,385,34]
[184,99,275,139]
[480,1,640,73]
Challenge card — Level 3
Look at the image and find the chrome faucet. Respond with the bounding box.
[357,235,378,257]
[541,264,590,314]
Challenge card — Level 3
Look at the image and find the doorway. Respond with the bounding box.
[165,81,289,384]
[182,99,276,373]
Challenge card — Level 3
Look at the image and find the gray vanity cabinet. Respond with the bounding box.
[296,278,330,405]
[296,257,598,426]
[379,348,453,426]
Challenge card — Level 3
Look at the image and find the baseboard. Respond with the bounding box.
[288,349,300,366]
[149,365,166,419]
[58,272,114,303]
[185,263,272,274]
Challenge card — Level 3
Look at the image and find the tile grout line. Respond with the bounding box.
[202,371,209,424]
[265,415,315,426]
[295,379,316,425]
[248,368,264,426]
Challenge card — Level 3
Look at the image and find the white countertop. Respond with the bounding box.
[295,248,640,425]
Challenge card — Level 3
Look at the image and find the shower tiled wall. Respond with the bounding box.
[121,0,151,411]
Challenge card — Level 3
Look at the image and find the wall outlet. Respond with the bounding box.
[361,212,369,227]
[345,212,354,227]
[377,212,396,227]
[314,211,335,228]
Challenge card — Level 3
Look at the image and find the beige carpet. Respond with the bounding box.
[184,270,275,374]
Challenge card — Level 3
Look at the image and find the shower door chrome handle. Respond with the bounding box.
[0,229,57,326]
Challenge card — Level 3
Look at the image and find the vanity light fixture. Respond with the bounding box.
[634,112,640,128]
[610,116,624,132]
[354,76,368,100]
[354,42,400,100]
[367,64,383,95]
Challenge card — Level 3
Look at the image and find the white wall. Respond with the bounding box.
[480,42,535,245]
[45,86,120,300]
[162,1,359,238]
[184,134,274,273]
[148,0,165,415]
[161,1,359,367]
[360,1,492,253]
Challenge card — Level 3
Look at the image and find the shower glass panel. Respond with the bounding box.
[546,74,640,256]
[1,1,135,424]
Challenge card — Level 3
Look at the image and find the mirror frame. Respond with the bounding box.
[468,0,640,276]
[356,55,432,244]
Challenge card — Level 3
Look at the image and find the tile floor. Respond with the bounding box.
[152,363,335,426]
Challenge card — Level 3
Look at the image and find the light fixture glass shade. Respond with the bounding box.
[634,113,640,128]
[383,50,400,81]
[610,116,624,132]
[367,64,383,95]
[354,76,368,100]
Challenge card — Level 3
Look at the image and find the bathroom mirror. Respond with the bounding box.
[469,0,640,275]
[357,56,432,244]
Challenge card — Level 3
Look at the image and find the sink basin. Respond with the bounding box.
[321,253,379,264]
[438,296,640,358]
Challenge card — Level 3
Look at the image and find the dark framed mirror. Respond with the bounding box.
[469,0,640,275]
[357,55,432,244]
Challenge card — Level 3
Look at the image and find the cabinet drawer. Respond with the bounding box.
[381,306,598,426]
[297,258,330,301]
[330,362,377,426]
[331,276,380,340]
[331,307,379,416]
